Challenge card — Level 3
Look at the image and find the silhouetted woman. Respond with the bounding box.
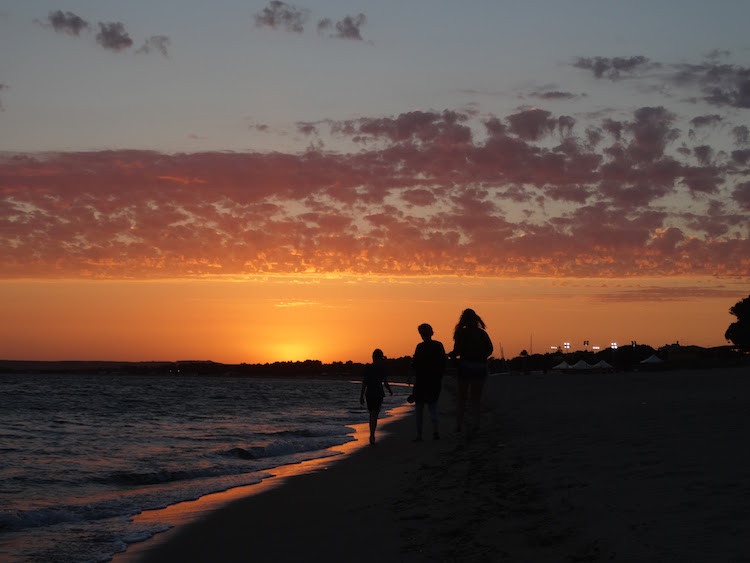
[450,308,493,435]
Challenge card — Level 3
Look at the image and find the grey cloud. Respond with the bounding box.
[318,14,366,40]
[733,181,750,210]
[734,126,750,145]
[693,145,714,166]
[626,107,680,163]
[507,109,557,141]
[297,122,318,135]
[690,114,722,128]
[37,10,90,36]
[673,62,750,109]
[574,56,652,79]
[530,90,578,101]
[705,49,731,61]
[96,22,133,51]
[254,1,310,33]
[331,14,366,40]
[136,35,170,57]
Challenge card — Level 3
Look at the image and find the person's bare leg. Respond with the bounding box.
[369,410,378,444]
[469,378,486,431]
[430,402,440,439]
[456,378,469,432]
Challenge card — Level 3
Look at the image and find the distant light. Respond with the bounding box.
[564,342,571,349]
[550,346,558,351]
[611,342,618,349]
[592,346,600,351]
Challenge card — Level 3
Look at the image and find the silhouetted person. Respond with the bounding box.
[449,308,493,436]
[411,323,446,441]
[360,349,393,445]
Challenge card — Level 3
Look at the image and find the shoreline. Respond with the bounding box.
[119,366,750,562]
[113,401,417,563]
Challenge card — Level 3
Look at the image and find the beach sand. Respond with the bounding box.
[120,366,750,562]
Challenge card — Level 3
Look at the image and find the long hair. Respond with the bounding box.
[453,308,486,342]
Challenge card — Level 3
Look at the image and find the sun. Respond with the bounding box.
[269,341,317,363]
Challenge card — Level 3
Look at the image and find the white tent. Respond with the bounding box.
[570,360,593,370]
[640,354,663,364]
[593,360,612,369]
[552,360,570,370]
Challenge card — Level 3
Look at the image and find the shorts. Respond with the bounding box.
[459,361,488,379]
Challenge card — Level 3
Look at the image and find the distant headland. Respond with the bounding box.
[0,342,745,378]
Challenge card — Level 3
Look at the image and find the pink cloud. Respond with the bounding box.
[1,103,748,280]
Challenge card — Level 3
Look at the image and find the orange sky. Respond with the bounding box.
[0,276,743,364]
[2,12,749,363]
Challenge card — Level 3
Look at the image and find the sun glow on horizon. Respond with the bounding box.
[0,275,743,365]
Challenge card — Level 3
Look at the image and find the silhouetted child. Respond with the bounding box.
[411,323,446,441]
[359,349,393,445]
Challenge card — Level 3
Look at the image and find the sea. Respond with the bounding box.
[0,371,406,562]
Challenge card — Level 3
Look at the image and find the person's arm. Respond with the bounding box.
[438,342,447,372]
[360,377,366,404]
[483,330,494,358]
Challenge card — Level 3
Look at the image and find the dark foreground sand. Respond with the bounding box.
[119,366,750,562]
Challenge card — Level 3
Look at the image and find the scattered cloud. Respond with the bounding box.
[529,90,580,101]
[733,125,749,145]
[136,35,171,57]
[35,10,90,36]
[573,53,750,109]
[690,114,722,128]
[1,96,747,280]
[35,10,168,56]
[254,1,310,33]
[254,2,368,41]
[318,13,367,41]
[95,22,133,51]
[573,55,654,79]
[734,181,750,210]
[1,49,747,280]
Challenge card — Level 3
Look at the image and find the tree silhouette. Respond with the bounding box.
[725,295,750,349]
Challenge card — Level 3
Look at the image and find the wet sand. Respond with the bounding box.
[121,366,750,562]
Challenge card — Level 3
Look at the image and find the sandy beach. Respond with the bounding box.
[118,366,750,562]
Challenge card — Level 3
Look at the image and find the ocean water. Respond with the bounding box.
[0,372,404,562]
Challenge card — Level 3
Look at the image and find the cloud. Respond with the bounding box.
[318,13,366,41]
[0,83,6,112]
[734,182,750,210]
[36,11,168,56]
[36,10,90,36]
[1,97,747,280]
[574,55,653,79]
[573,54,750,110]
[733,125,749,145]
[95,22,133,51]
[136,35,171,57]
[529,90,579,101]
[254,1,310,33]
[507,109,557,141]
[690,114,722,128]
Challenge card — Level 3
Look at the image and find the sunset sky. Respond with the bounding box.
[1,1,749,364]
